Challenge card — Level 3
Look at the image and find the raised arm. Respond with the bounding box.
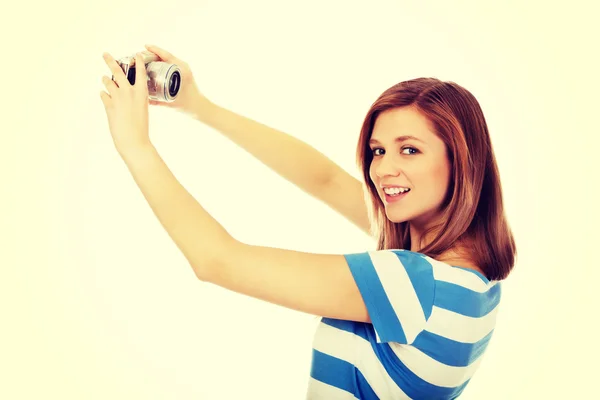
[101,50,428,335]
[197,102,371,234]
[118,143,371,323]
[144,45,371,235]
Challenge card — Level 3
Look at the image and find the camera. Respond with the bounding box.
[113,50,181,102]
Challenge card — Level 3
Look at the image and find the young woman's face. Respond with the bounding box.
[368,106,452,229]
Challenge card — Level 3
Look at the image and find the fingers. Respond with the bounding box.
[99,90,112,110]
[101,51,151,110]
[103,53,129,88]
[144,44,176,62]
[102,75,118,96]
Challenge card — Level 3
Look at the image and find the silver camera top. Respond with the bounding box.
[115,51,160,80]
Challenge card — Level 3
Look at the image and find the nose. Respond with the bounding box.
[373,154,401,179]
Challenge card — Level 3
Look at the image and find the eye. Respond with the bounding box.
[401,147,419,155]
[371,147,384,156]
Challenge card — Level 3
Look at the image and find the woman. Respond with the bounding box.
[99,45,516,399]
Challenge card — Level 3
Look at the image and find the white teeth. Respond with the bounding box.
[383,187,410,195]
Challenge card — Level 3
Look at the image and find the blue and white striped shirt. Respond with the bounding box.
[306,249,501,399]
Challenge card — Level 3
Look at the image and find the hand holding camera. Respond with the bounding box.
[101,52,152,154]
[141,45,214,120]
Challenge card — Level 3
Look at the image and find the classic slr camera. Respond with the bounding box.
[113,50,181,102]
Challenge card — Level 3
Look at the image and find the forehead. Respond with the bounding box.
[370,107,438,145]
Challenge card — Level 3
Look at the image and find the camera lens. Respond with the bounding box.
[169,71,181,97]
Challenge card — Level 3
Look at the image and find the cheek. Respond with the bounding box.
[417,160,451,191]
[431,160,452,194]
[433,162,449,180]
[440,158,452,185]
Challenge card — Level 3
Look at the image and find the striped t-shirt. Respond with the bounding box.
[306,249,501,399]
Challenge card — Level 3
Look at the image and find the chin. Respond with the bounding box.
[384,208,412,224]
[384,204,437,226]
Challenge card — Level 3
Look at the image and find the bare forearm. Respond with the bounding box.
[196,102,339,191]
[119,143,232,277]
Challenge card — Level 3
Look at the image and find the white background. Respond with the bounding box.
[2,0,598,398]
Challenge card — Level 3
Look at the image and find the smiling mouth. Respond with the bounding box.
[382,187,411,203]
[383,187,410,196]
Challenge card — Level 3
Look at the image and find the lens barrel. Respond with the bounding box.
[146,61,181,102]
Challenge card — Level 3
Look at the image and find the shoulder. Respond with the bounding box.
[344,249,438,297]
[342,248,500,345]
[371,249,500,299]
[348,248,485,281]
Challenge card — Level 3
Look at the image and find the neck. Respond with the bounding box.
[408,221,437,252]
[408,222,480,273]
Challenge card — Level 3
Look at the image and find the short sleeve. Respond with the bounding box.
[344,250,435,345]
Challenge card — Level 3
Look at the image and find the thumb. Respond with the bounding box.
[149,99,175,108]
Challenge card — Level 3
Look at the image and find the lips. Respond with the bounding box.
[381,186,411,203]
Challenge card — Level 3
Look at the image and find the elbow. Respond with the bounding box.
[191,263,210,281]
[190,258,217,282]
[191,258,231,284]
[189,241,234,282]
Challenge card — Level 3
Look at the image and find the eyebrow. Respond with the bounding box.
[368,135,425,145]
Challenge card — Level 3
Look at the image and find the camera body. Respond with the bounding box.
[113,50,181,102]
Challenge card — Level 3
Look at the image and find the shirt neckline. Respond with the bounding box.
[450,265,490,283]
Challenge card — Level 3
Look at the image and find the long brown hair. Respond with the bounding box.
[356,78,516,281]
